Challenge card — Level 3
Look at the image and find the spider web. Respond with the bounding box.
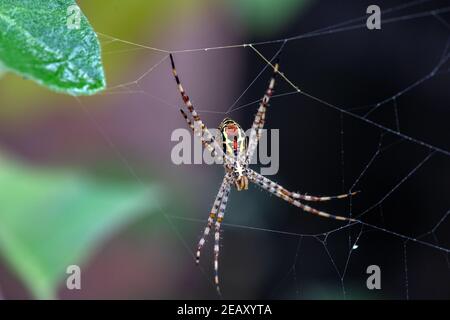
[75,0,450,299]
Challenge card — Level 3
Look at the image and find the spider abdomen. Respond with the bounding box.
[218,118,248,191]
[218,118,247,161]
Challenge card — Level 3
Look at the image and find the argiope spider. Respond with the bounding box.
[169,54,358,294]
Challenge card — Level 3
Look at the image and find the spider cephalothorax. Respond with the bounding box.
[218,118,249,191]
[169,53,358,294]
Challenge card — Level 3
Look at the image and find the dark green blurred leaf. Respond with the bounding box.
[230,0,312,35]
[0,0,105,95]
[0,157,162,299]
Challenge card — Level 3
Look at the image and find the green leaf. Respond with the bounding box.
[0,157,162,299]
[0,0,105,95]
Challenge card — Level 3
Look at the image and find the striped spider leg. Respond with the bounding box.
[196,173,232,264]
[246,58,279,163]
[179,108,221,161]
[213,178,232,294]
[170,54,234,165]
[247,169,358,222]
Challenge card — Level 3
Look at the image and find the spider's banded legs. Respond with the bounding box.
[169,54,201,124]
[196,174,232,264]
[213,181,231,294]
[291,191,360,202]
[169,54,229,162]
[180,109,220,158]
[247,170,356,222]
[249,169,359,202]
[246,60,280,162]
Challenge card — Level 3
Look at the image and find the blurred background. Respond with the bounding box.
[0,0,449,299]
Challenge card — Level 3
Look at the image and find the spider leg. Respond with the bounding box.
[246,59,280,162]
[196,174,232,264]
[247,170,356,222]
[291,191,360,201]
[213,179,232,295]
[170,54,231,163]
[180,109,220,159]
[248,169,359,202]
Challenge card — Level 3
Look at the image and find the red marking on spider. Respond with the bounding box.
[226,125,238,135]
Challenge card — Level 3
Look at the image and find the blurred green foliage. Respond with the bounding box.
[0,0,191,299]
[0,0,105,95]
[230,0,312,35]
[0,157,163,299]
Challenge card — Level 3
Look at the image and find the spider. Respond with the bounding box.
[169,54,358,294]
